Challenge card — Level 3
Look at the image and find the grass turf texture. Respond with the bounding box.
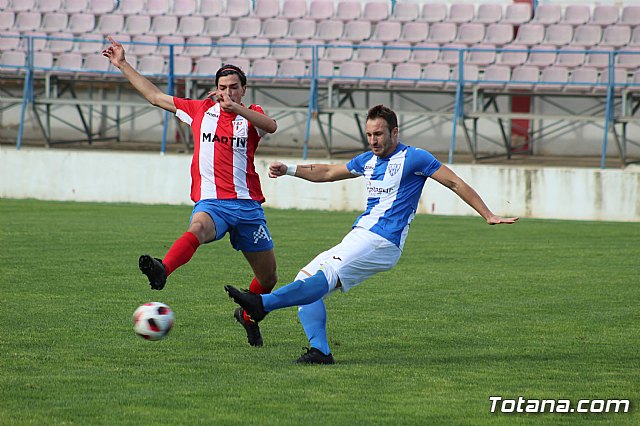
[1,199,638,425]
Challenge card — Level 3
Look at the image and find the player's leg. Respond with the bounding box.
[226,228,400,319]
[140,204,220,290]
[229,202,277,346]
[296,300,334,365]
[241,249,278,322]
[242,249,278,292]
[229,202,277,290]
[164,212,215,272]
[225,230,364,317]
[262,269,331,311]
[235,249,277,347]
[294,231,400,364]
[225,258,337,321]
[289,267,334,363]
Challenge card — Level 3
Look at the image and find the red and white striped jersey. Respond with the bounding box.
[173,97,267,203]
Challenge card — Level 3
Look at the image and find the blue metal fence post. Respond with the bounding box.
[17,35,34,150]
[161,44,175,154]
[448,48,465,164]
[303,44,318,160]
[601,50,615,169]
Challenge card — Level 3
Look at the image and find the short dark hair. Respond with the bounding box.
[215,64,247,87]
[366,104,398,132]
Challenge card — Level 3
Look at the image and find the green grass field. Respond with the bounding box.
[1,199,638,425]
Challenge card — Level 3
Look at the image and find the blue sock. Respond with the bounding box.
[262,270,330,312]
[298,299,330,355]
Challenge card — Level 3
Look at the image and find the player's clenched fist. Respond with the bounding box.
[268,162,288,178]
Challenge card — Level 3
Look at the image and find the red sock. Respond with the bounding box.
[243,277,271,323]
[162,232,200,276]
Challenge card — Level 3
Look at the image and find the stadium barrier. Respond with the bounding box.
[1,144,639,221]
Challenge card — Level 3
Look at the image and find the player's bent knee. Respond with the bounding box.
[254,268,277,290]
[295,269,313,281]
[319,262,340,292]
[188,220,215,244]
[261,272,278,290]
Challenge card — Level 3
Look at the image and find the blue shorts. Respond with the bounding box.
[191,199,274,252]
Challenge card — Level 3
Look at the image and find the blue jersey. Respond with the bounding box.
[346,144,442,249]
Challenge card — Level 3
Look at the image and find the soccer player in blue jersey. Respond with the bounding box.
[225,104,519,364]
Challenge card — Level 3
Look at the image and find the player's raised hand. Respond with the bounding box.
[101,36,126,68]
[486,215,519,225]
[268,162,288,178]
[209,91,238,113]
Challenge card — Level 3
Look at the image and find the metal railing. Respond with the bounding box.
[1,34,639,167]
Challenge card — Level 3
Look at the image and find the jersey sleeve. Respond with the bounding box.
[174,97,208,126]
[412,148,442,177]
[249,104,268,137]
[346,152,372,176]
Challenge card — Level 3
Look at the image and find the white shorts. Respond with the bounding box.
[298,227,402,293]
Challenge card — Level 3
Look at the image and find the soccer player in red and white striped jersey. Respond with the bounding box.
[103,36,277,347]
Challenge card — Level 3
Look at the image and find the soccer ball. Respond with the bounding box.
[133,302,175,340]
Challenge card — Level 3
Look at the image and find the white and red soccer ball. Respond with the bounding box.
[133,302,175,340]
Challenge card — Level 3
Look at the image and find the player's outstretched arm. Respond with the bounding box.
[430,164,519,225]
[269,162,355,182]
[102,36,176,113]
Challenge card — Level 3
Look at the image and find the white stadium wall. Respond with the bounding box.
[2,146,639,222]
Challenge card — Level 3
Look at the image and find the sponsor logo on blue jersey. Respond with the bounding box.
[346,144,442,248]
